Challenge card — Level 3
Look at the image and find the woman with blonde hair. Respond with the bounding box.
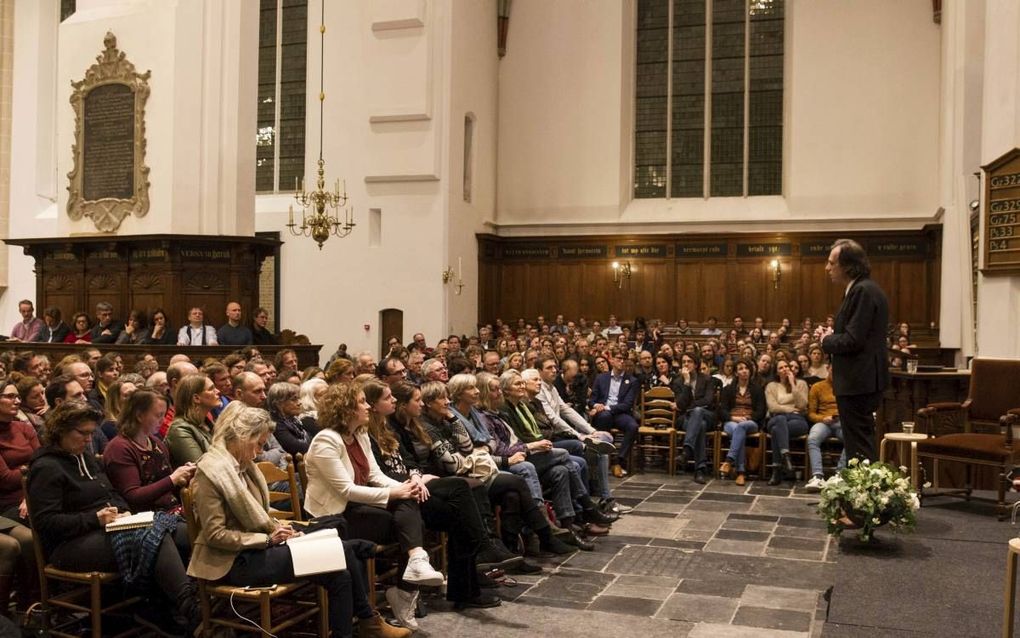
[765,359,810,486]
[187,401,408,638]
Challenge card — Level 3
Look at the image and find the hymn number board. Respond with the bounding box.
[982,148,1020,275]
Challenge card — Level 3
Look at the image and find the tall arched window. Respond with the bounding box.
[635,0,784,199]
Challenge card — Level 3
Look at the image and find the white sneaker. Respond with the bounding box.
[805,476,825,492]
[385,586,420,631]
[402,553,444,587]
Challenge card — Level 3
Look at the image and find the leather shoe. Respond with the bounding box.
[767,471,782,486]
[693,469,707,485]
[719,461,733,478]
[577,522,610,537]
[734,473,746,486]
[677,448,688,472]
[611,464,627,478]
[583,507,615,526]
[453,594,502,610]
[782,452,795,475]
[563,530,595,551]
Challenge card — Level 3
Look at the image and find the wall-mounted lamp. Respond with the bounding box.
[442,260,464,295]
[612,261,632,289]
[770,259,781,289]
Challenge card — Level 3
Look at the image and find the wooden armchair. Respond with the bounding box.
[916,358,1020,519]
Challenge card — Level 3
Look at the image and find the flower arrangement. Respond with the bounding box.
[817,458,920,542]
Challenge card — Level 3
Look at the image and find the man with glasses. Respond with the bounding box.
[376,357,408,388]
[587,348,639,478]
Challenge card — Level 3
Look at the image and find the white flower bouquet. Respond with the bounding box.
[817,458,920,542]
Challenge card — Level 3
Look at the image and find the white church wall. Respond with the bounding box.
[495,0,942,233]
[976,0,1020,358]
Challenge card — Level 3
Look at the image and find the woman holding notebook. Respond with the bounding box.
[187,401,408,638]
[26,401,200,635]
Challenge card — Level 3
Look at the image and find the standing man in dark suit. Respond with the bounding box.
[588,347,639,477]
[819,239,889,462]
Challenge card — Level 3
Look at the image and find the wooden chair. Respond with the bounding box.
[714,426,766,478]
[916,358,1020,519]
[633,387,678,475]
[22,476,143,638]
[917,408,1020,520]
[179,486,328,636]
[257,454,303,521]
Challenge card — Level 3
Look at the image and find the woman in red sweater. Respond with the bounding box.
[104,388,196,516]
[0,380,38,615]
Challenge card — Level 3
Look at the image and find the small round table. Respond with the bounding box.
[879,432,928,491]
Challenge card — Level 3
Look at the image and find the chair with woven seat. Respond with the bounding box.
[180,487,328,636]
[633,387,679,474]
[257,454,303,521]
[916,357,1020,520]
[22,476,144,638]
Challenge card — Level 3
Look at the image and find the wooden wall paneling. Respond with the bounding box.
[674,262,703,322]
[893,261,929,325]
[796,259,840,324]
[629,259,674,321]
[731,260,769,324]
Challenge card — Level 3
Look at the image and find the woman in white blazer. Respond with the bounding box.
[304,381,443,589]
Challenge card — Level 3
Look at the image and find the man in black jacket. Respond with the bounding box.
[819,239,889,462]
[673,352,717,484]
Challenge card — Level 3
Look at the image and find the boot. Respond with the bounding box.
[358,611,412,638]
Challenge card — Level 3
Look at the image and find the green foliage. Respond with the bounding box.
[816,458,920,542]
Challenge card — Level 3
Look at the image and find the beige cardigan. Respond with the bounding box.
[186,454,280,581]
[303,428,400,518]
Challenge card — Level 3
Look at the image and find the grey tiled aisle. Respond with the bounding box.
[418,473,837,638]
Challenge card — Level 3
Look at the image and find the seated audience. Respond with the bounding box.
[363,380,505,624]
[13,374,46,433]
[27,402,199,635]
[98,378,137,445]
[9,300,43,343]
[674,352,718,484]
[765,359,810,485]
[115,310,148,345]
[104,388,196,514]
[0,379,37,612]
[587,348,639,478]
[718,358,765,486]
[251,307,279,345]
[34,307,69,344]
[89,302,124,344]
[268,381,311,456]
[141,308,176,345]
[804,363,845,491]
[303,381,446,601]
[298,377,327,434]
[217,302,253,346]
[165,374,220,467]
[187,401,407,638]
[176,307,218,346]
[64,312,92,344]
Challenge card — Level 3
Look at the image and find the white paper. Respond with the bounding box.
[105,510,155,532]
[285,529,347,576]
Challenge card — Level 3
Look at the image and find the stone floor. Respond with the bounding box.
[417,472,837,638]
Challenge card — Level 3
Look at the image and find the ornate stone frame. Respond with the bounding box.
[66,32,151,233]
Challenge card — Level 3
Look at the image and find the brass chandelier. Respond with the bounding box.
[287,0,354,249]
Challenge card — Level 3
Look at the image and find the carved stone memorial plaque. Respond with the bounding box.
[67,32,151,232]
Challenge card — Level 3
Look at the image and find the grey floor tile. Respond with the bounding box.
[676,578,748,598]
[770,536,827,552]
[633,501,688,514]
[589,594,665,616]
[524,568,615,603]
[704,538,767,556]
[733,605,813,632]
[722,519,776,533]
[741,585,821,612]
[605,545,695,578]
[730,513,781,522]
[656,592,739,623]
[716,528,771,542]
[629,510,681,518]
[779,516,828,529]
[688,623,809,637]
[561,550,616,572]
[675,529,716,542]
[604,574,681,600]
[649,538,706,551]
[765,547,826,562]
[515,596,589,610]
[681,510,729,530]
[697,491,756,503]
[609,515,688,538]
[687,500,753,513]
[776,524,830,539]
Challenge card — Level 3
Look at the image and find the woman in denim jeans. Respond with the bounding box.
[765,360,810,485]
[718,359,765,486]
